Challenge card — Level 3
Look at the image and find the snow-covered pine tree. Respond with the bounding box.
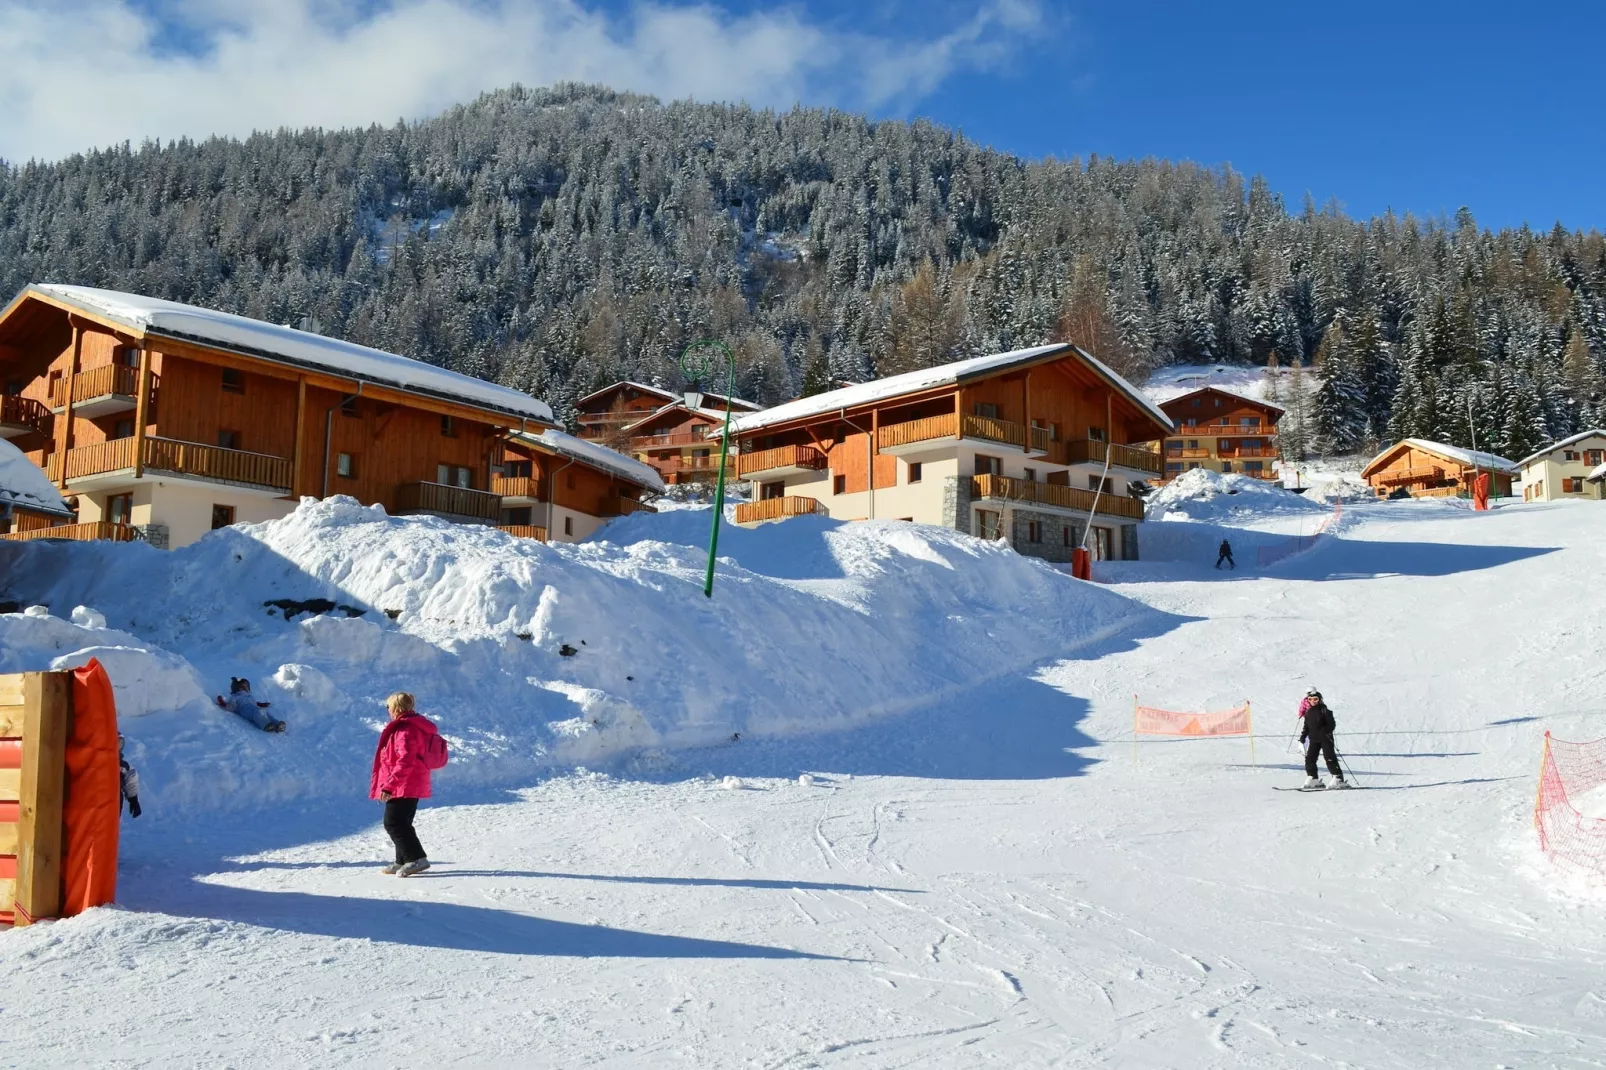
[1311,319,1366,454]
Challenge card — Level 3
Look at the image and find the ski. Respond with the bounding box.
[1272,785,1361,792]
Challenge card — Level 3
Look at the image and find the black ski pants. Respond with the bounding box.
[384,797,427,864]
[1215,553,1234,570]
[1304,736,1342,779]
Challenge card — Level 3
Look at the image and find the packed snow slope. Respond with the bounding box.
[0,496,1165,808]
[3,496,1606,1069]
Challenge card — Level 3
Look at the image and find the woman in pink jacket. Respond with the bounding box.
[370,692,448,876]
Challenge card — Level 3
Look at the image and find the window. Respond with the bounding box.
[221,368,244,394]
[1023,467,1037,483]
[119,347,141,368]
[436,464,472,489]
[504,460,532,478]
[1026,520,1042,543]
[907,462,923,484]
[1187,440,1199,449]
[217,429,240,450]
[503,506,533,526]
[1221,461,1234,473]
[973,402,1001,420]
[5,379,23,396]
[976,509,1002,540]
[1166,462,1183,472]
[1587,450,1604,466]
[1563,450,1578,462]
[440,415,457,438]
[833,474,847,495]
[563,516,574,537]
[106,493,134,526]
[337,452,355,478]
[1240,417,1257,428]
[113,419,134,440]
[761,481,785,500]
[211,504,236,530]
[1087,475,1114,493]
[1089,426,1107,442]
[974,454,1002,476]
[1245,461,1263,473]
[1565,477,1585,493]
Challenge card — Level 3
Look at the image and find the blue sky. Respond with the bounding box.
[1,0,1598,232]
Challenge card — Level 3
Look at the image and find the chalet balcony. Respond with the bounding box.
[1218,446,1280,459]
[48,365,150,419]
[632,430,715,449]
[497,524,549,541]
[602,497,656,518]
[1063,439,1163,476]
[1166,447,1211,459]
[656,455,734,483]
[60,436,292,493]
[971,473,1145,521]
[0,521,140,544]
[0,396,51,440]
[1376,465,1445,487]
[737,444,827,479]
[395,481,503,523]
[877,412,1047,455]
[734,495,821,524]
[492,474,541,502]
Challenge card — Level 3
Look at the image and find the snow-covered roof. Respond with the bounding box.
[619,401,734,434]
[512,428,665,493]
[731,343,1172,436]
[1158,385,1286,418]
[1365,438,1519,476]
[1514,429,1606,469]
[0,438,73,518]
[576,380,761,412]
[1589,462,1606,482]
[24,285,553,424]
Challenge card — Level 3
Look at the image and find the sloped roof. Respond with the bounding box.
[10,285,553,423]
[1514,429,1606,469]
[1159,385,1286,419]
[0,438,73,518]
[1362,438,1519,477]
[512,428,666,493]
[577,380,761,412]
[619,401,733,435]
[731,343,1172,437]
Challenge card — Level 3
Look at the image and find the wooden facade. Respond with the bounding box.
[619,403,737,484]
[1157,388,1282,482]
[0,287,554,548]
[733,344,1169,564]
[497,433,659,543]
[1362,440,1517,499]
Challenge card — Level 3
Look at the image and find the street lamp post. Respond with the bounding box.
[679,340,737,598]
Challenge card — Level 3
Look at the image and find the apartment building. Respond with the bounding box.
[0,285,554,548]
[1362,438,1517,499]
[1516,430,1606,502]
[1157,387,1283,481]
[575,381,758,485]
[496,428,664,542]
[730,343,1170,563]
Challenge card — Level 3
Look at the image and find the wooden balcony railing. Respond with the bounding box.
[497,525,549,541]
[1030,424,1052,453]
[1166,447,1211,459]
[1377,465,1444,487]
[1064,439,1163,475]
[49,364,141,409]
[656,455,733,477]
[59,437,292,490]
[492,475,541,499]
[877,412,958,450]
[604,497,656,517]
[1218,446,1279,459]
[736,444,827,478]
[631,430,712,449]
[0,521,138,543]
[0,395,52,436]
[962,413,1027,449]
[734,495,821,524]
[395,481,503,522]
[971,474,1145,520]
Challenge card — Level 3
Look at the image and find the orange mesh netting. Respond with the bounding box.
[1256,500,1342,567]
[1535,732,1606,881]
[1134,701,1253,737]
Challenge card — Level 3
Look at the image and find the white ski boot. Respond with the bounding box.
[1330,778,1353,789]
[1302,776,1324,790]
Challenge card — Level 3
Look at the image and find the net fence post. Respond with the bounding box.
[1533,730,1551,847]
[1132,694,1139,766]
[1246,701,1256,768]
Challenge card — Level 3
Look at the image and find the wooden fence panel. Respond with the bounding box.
[0,672,71,927]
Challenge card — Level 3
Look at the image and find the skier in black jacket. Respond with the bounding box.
[1215,539,1235,569]
[1299,691,1348,789]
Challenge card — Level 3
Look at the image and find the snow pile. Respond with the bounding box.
[0,438,73,518]
[1145,467,1327,522]
[0,497,1160,810]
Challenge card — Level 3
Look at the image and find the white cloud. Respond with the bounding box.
[0,0,1045,162]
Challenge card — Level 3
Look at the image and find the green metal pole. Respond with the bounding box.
[680,340,736,599]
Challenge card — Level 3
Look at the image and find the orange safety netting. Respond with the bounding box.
[1256,500,1342,567]
[1535,732,1606,881]
[1134,699,1253,737]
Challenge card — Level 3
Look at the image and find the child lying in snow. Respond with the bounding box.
[216,677,285,733]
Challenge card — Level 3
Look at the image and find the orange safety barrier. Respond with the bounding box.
[1535,732,1606,881]
[1256,499,1342,567]
[1133,696,1255,765]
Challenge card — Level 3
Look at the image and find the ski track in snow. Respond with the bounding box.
[2,500,1606,1066]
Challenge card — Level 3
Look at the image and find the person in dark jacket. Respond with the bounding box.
[1215,539,1235,569]
[119,733,142,818]
[1299,691,1348,788]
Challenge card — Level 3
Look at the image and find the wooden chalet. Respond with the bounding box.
[1362,439,1517,499]
[574,381,758,449]
[496,428,664,542]
[0,285,554,549]
[616,395,745,485]
[0,437,76,539]
[730,343,1171,563]
[1157,387,1282,482]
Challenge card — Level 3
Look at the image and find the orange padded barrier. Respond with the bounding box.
[1535,732,1606,882]
[62,659,121,916]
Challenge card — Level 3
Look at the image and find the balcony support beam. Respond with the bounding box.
[56,322,83,490]
[132,345,152,479]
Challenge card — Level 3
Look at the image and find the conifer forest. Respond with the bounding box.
[2,83,1601,459]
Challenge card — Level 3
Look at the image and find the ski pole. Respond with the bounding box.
[1337,749,1360,786]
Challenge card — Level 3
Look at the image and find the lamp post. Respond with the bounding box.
[679,340,737,598]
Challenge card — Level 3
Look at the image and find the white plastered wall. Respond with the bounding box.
[546,504,607,543]
[145,480,297,548]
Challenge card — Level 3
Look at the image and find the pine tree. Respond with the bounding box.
[1310,320,1366,454]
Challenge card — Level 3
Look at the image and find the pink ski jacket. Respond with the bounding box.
[369,713,442,800]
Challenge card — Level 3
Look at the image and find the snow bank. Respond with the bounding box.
[0,498,1161,810]
[1145,468,1327,522]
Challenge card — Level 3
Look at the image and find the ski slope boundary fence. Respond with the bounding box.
[1535,732,1606,881]
[1132,696,1255,765]
[1256,500,1343,568]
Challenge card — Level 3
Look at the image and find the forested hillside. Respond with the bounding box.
[2,83,1602,458]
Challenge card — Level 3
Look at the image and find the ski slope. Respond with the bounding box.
[2,500,1604,1067]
